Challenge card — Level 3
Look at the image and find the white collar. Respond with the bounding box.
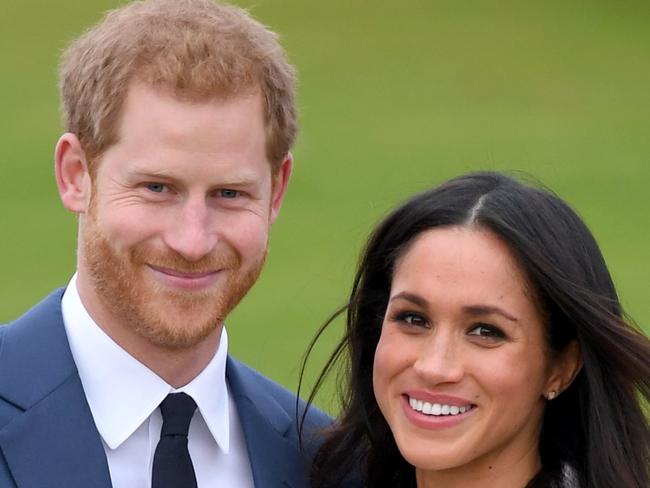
[61,274,230,453]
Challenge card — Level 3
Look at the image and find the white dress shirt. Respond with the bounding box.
[61,274,254,488]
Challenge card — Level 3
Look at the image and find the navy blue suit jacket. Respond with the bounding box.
[0,289,330,487]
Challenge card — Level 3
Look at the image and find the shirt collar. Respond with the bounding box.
[61,273,230,453]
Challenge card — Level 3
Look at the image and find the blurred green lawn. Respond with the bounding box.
[1,0,649,411]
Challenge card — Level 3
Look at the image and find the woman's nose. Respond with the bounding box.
[412,332,464,385]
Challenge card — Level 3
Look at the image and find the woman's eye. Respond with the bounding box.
[395,312,428,328]
[468,324,505,339]
[146,183,167,193]
[220,189,239,199]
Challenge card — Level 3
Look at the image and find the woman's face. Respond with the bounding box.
[373,226,569,483]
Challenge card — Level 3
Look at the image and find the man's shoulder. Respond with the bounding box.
[0,288,75,410]
[0,288,67,359]
[0,289,109,488]
[226,356,331,430]
[1,288,66,330]
[225,356,332,483]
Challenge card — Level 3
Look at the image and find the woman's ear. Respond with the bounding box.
[544,340,582,400]
[55,133,92,214]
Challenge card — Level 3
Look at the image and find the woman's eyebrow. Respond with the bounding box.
[389,294,520,323]
[462,305,519,322]
[389,291,519,322]
[389,292,429,307]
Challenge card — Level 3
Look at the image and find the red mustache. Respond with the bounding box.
[130,244,241,274]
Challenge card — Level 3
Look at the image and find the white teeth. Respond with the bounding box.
[408,397,472,417]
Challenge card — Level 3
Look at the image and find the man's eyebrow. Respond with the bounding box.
[463,305,519,322]
[129,168,176,179]
[129,168,260,186]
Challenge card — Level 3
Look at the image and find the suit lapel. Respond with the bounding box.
[0,290,111,488]
[227,358,309,488]
[0,375,112,488]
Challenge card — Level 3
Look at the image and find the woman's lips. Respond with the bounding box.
[401,391,476,430]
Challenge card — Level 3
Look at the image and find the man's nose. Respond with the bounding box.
[163,199,217,262]
[412,331,464,385]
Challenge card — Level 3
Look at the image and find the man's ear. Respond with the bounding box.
[55,133,92,214]
[544,340,582,399]
[269,152,293,224]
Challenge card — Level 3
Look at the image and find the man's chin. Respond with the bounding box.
[133,309,223,351]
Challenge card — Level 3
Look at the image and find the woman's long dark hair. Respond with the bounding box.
[300,172,650,488]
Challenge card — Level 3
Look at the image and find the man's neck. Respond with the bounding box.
[75,272,221,388]
[112,329,222,388]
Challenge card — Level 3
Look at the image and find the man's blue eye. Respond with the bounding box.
[147,183,166,193]
[220,189,239,199]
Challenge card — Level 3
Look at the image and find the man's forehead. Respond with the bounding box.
[126,78,263,106]
[113,82,266,139]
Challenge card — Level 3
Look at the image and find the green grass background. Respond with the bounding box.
[1,0,649,410]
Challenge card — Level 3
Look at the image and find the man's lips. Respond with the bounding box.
[149,265,219,278]
[147,264,223,290]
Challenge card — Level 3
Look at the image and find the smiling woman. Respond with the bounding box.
[373,227,581,487]
[302,172,650,488]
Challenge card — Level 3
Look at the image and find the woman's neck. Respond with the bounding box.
[415,447,541,488]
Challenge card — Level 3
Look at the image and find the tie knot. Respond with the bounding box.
[159,393,197,437]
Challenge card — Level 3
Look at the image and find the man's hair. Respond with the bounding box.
[59,0,296,171]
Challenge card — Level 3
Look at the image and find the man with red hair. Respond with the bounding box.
[0,1,327,487]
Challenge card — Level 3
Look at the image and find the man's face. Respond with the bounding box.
[76,82,286,350]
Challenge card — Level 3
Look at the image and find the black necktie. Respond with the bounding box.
[152,393,198,488]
